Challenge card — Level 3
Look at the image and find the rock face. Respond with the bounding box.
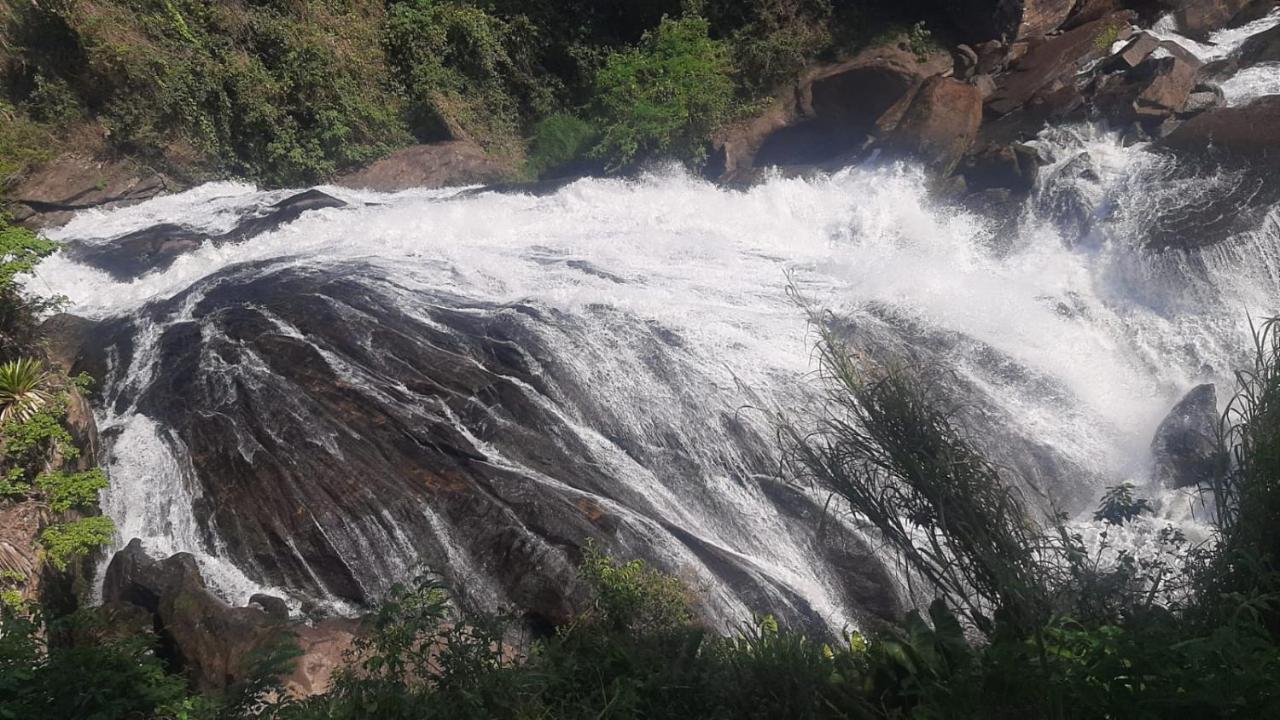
[710,43,952,181]
[8,153,177,229]
[1239,22,1280,64]
[78,257,905,637]
[882,77,984,174]
[335,141,513,192]
[63,189,347,280]
[103,539,359,695]
[1176,0,1254,38]
[1162,95,1280,158]
[946,0,1080,42]
[1151,384,1223,488]
[986,14,1136,118]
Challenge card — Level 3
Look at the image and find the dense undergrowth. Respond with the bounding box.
[0,0,943,188]
[0,215,113,618]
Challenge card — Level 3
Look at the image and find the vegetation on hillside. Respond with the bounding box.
[0,0,944,188]
[0,215,113,614]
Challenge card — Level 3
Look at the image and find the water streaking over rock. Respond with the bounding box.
[26,130,1279,630]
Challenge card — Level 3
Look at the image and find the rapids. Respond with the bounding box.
[22,14,1280,633]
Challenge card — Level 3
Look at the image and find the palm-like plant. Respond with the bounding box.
[0,358,54,423]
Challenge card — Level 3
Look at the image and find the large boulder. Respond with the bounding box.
[961,142,1042,194]
[986,14,1136,118]
[336,141,514,192]
[8,153,177,229]
[1239,23,1280,65]
[710,43,952,180]
[1150,384,1223,488]
[946,0,1080,42]
[1176,0,1254,38]
[1094,54,1200,122]
[103,540,358,695]
[881,77,984,174]
[1162,94,1280,158]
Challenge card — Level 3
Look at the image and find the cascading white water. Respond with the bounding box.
[21,13,1280,625]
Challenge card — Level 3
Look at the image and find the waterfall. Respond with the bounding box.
[23,19,1280,631]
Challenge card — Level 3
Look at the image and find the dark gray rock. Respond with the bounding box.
[249,593,291,621]
[1239,23,1280,65]
[1151,384,1223,488]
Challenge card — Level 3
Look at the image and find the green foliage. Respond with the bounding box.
[1092,482,1153,525]
[525,113,598,178]
[0,215,60,356]
[592,15,735,170]
[0,106,54,183]
[37,467,108,512]
[0,358,54,424]
[383,0,553,157]
[0,218,56,291]
[39,516,114,571]
[0,608,197,720]
[578,541,692,634]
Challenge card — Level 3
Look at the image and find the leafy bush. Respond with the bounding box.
[38,516,115,571]
[0,105,54,184]
[0,607,197,720]
[383,0,554,157]
[592,15,735,170]
[1092,482,1153,525]
[524,112,598,178]
[37,468,108,513]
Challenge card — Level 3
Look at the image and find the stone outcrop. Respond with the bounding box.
[961,143,1042,195]
[946,0,1080,42]
[1162,95,1280,158]
[986,14,1136,118]
[1094,54,1200,123]
[1239,22,1280,64]
[103,539,359,696]
[710,42,952,181]
[62,189,347,281]
[1176,0,1254,38]
[335,141,513,192]
[1150,384,1223,488]
[8,153,178,229]
[882,77,985,174]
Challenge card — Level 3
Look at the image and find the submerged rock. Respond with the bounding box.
[63,189,347,280]
[1150,384,1223,488]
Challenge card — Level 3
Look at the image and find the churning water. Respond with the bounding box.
[22,20,1280,631]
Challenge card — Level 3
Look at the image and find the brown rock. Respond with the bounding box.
[10,154,176,229]
[946,0,1080,42]
[986,14,1136,117]
[1104,32,1160,71]
[1162,94,1280,157]
[1134,56,1200,118]
[335,141,514,192]
[961,143,1041,194]
[1176,0,1253,38]
[102,539,360,696]
[1064,0,1127,29]
[883,77,984,174]
[711,42,953,180]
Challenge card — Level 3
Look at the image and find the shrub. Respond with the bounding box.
[38,516,115,571]
[0,358,54,424]
[591,15,735,170]
[383,0,554,157]
[578,542,692,634]
[1092,482,1153,525]
[0,106,54,184]
[37,468,109,513]
[525,112,598,178]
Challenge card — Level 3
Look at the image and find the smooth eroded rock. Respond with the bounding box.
[336,140,513,192]
[1162,94,1280,158]
[1151,384,1223,488]
[882,76,984,174]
